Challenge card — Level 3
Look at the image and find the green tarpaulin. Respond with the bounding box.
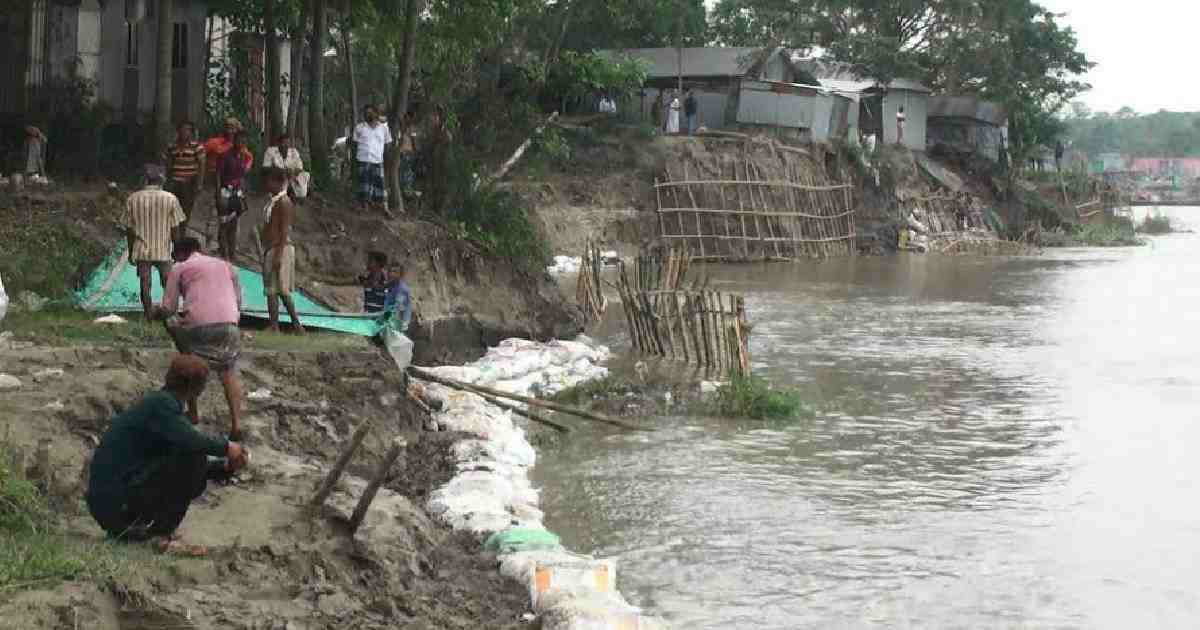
[75,244,380,337]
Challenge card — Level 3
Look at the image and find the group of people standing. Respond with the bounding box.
[652,89,701,136]
[350,104,451,216]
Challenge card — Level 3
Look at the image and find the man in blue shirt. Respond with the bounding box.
[383,263,412,332]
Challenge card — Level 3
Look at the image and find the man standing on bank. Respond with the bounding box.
[353,105,392,213]
[155,237,246,441]
[121,164,186,319]
[684,90,699,135]
[261,167,305,335]
[163,120,206,240]
[86,354,247,553]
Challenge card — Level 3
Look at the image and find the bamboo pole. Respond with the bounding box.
[308,420,372,513]
[348,437,407,532]
[469,388,572,433]
[408,367,644,431]
[656,180,851,192]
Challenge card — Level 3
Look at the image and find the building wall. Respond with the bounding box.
[927,117,1007,161]
[881,89,927,151]
[640,87,730,130]
[98,0,207,123]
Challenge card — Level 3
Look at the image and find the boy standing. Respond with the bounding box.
[164,121,206,239]
[261,167,305,334]
[359,251,391,313]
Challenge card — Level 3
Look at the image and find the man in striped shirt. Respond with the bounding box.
[121,165,185,319]
[163,121,206,240]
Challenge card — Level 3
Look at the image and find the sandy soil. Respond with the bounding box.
[0,344,536,630]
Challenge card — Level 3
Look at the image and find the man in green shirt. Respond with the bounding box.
[86,355,247,546]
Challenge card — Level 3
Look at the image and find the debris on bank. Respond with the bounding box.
[416,337,669,629]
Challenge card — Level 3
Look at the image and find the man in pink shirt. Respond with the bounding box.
[152,237,246,440]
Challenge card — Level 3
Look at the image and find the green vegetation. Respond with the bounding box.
[1066,107,1200,158]
[0,220,107,304]
[1137,215,1173,235]
[549,375,642,406]
[0,443,161,593]
[710,374,812,421]
[1074,219,1143,247]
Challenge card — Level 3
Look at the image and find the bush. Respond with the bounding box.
[1075,217,1143,246]
[710,374,812,421]
[1138,214,1172,234]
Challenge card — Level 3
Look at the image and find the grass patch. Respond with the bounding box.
[2,307,171,347]
[0,443,162,594]
[548,375,642,406]
[1074,219,1144,247]
[709,374,812,421]
[1137,214,1173,234]
[0,214,108,303]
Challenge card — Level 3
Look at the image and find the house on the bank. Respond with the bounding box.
[795,58,931,152]
[925,96,1007,161]
[1129,157,1200,180]
[601,47,857,142]
[1,0,210,122]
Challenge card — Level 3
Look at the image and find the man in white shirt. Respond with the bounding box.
[353,105,393,213]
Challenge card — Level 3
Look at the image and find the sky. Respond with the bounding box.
[1040,0,1199,114]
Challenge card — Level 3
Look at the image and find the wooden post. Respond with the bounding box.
[348,437,407,532]
[309,420,373,513]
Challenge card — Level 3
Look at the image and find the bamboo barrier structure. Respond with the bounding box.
[615,256,750,377]
[575,240,607,324]
[655,139,857,261]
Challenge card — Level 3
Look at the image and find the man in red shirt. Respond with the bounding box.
[153,237,246,440]
[216,132,253,261]
[203,118,243,243]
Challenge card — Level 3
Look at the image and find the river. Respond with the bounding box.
[534,208,1200,629]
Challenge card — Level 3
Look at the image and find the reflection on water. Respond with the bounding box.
[535,209,1200,629]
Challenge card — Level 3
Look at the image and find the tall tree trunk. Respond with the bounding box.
[203,16,213,127]
[265,0,283,140]
[287,0,309,139]
[156,0,174,147]
[341,22,357,139]
[385,0,422,209]
[308,0,329,183]
[545,0,573,69]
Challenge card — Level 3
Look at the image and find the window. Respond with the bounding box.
[125,21,139,66]
[172,22,187,69]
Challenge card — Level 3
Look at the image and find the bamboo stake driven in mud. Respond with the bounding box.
[348,437,407,532]
[408,367,645,431]
[309,420,373,513]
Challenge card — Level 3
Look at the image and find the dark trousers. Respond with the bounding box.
[87,453,209,540]
[218,216,239,261]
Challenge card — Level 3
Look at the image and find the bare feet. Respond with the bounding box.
[267,325,281,334]
[293,325,307,335]
[155,537,209,557]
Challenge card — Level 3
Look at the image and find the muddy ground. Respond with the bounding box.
[0,343,537,629]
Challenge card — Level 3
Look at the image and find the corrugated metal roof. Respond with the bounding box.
[793,56,931,93]
[928,96,1006,125]
[600,47,768,78]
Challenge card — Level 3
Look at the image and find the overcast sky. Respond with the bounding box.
[1040,0,1197,114]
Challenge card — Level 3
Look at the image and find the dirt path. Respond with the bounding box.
[0,345,534,629]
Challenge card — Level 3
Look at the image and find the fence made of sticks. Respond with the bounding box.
[656,140,857,261]
[615,250,750,376]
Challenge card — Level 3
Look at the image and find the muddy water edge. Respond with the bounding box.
[536,208,1200,629]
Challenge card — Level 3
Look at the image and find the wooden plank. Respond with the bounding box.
[659,234,853,243]
[657,180,851,192]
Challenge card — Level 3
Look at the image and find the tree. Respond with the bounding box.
[155,0,174,147]
[265,0,283,139]
[384,0,423,207]
[308,0,330,183]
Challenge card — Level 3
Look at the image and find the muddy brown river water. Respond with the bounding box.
[535,208,1200,629]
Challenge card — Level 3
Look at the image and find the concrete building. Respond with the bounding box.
[2,0,208,122]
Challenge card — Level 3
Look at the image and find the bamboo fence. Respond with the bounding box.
[575,240,607,324]
[615,255,750,377]
[655,158,857,261]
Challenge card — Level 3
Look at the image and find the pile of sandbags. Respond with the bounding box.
[421,337,668,629]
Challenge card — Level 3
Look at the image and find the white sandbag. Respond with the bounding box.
[529,558,619,612]
[383,329,413,370]
[425,365,484,385]
[0,272,7,324]
[452,438,536,468]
